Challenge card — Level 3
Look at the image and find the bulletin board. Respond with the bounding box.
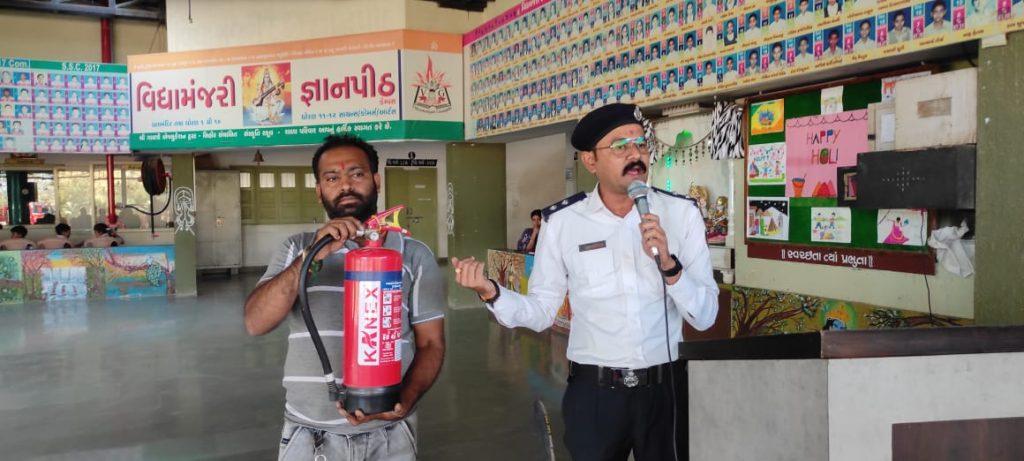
[744,68,935,274]
[0,58,131,154]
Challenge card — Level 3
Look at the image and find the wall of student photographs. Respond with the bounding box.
[466,0,1024,137]
[0,65,131,154]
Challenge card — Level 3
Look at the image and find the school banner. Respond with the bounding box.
[129,30,464,150]
[464,0,1024,139]
[0,58,130,154]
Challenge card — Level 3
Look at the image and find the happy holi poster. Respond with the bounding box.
[785,109,869,198]
[747,142,787,185]
[750,99,785,135]
[747,197,790,241]
[877,209,927,246]
[242,62,292,126]
[811,207,852,243]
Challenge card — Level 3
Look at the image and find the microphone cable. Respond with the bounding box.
[658,254,680,461]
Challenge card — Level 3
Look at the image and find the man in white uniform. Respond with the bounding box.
[453,104,719,460]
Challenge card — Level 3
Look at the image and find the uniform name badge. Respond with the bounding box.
[578,240,607,252]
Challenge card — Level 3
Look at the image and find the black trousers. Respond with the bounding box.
[561,361,688,461]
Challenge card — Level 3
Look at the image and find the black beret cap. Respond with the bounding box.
[570,103,644,151]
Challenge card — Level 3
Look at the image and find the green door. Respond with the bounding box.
[575,152,598,194]
[446,142,506,308]
[385,167,439,255]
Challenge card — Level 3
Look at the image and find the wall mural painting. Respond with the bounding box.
[729,285,970,337]
[104,247,175,298]
[487,249,528,294]
[0,251,24,304]
[0,246,175,305]
[487,249,573,333]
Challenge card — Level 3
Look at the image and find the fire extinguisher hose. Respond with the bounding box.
[298,234,344,401]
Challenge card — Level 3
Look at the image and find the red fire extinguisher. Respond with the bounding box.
[298,206,409,415]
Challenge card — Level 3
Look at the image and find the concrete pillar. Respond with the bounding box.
[172,153,198,296]
[975,31,1024,325]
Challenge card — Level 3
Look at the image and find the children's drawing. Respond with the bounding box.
[810,207,852,243]
[877,209,927,246]
[747,142,786,185]
[747,198,790,241]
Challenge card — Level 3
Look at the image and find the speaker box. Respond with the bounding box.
[856,145,975,210]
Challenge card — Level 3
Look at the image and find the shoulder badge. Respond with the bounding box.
[541,192,587,222]
[652,187,699,207]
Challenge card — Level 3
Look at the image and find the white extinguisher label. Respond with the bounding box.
[356,281,381,367]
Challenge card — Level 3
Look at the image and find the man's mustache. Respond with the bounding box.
[623,161,647,176]
[334,191,365,206]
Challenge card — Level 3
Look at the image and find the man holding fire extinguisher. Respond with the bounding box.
[245,134,446,460]
[453,104,719,460]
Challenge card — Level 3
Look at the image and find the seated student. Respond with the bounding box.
[0,226,36,250]
[70,207,92,230]
[516,209,543,252]
[84,223,125,248]
[118,207,142,229]
[37,223,74,249]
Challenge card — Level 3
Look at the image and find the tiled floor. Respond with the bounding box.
[0,273,570,460]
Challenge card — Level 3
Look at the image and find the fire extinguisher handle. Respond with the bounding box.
[299,234,344,402]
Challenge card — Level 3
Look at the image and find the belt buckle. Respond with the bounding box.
[622,369,639,388]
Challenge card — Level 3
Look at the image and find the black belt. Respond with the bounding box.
[568,361,678,389]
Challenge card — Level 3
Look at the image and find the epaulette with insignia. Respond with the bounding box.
[652,187,699,207]
[541,192,587,222]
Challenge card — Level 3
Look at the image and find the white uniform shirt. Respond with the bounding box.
[794,52,814,66]
[37,236,72,249]
[853,38,876,52]
[0,238,35,250]
[924,21,949,34]
[889,27,912,43]
[488,188,719,369]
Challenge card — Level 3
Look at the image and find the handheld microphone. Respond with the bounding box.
[627,180,658,257]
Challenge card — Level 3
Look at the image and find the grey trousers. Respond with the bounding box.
[278,415,417,461]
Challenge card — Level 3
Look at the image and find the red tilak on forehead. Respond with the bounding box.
[323,161,346,173]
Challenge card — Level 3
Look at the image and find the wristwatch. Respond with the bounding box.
[480,279,501,305]
[660,254,683,277]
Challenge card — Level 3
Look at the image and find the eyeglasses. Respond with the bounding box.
[593,136,649,156]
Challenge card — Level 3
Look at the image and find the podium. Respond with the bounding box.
[680,327,1024,461]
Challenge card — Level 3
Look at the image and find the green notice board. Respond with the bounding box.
[745,77,931,254]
